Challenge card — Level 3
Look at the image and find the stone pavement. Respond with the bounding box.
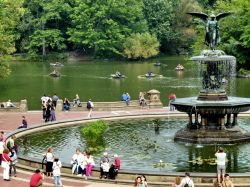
[0,108,171,187]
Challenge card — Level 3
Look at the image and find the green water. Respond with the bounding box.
[17,118,250,172]
[0,56,250,109]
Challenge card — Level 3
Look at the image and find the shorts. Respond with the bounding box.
[217,164,226,175]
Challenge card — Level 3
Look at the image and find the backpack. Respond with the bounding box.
[184,180,190,187]
[87,101,91,109]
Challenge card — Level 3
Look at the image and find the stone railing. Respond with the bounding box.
[56,89,163,112]
[0,99,28,112]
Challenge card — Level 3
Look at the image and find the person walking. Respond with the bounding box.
[52,93,59,108]
[87,99,94,118]
[53,158,63,187]
[180,172,195,187]
[215,147,227,184]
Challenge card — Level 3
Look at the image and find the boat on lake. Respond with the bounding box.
[110,74,126,79]
[154,62,161,66]
[50,62,64,67]
[175,64,184,71]
[49,70,60,77]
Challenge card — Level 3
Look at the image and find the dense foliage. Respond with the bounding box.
[0,0,250,77]
[81,120,108,153]
[0,0,24,78]
[123,33,159,59]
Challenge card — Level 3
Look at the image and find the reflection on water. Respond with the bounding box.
[17,118,250,172]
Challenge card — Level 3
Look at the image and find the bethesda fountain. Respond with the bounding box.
[172,12,250,144]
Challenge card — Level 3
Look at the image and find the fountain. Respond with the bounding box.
[172,12,250,144]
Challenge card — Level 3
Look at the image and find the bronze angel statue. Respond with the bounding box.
[187,12,232,50]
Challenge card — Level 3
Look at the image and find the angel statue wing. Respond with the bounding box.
[186,12,209,23]
[216,12,232,21]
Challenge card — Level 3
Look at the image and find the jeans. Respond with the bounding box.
[54,176,62,186]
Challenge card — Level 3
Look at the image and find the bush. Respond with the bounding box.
[81,120,108,153]
[123,32,160,60]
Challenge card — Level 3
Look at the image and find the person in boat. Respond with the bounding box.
[147,70,153,76]
[115,71,122,77]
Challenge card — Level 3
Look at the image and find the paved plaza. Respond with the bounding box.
[0,108,171,187]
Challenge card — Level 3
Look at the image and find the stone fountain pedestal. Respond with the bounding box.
[172,50,250,144]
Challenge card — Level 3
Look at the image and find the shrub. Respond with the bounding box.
[81,120,108,153]
[123,32,160,60]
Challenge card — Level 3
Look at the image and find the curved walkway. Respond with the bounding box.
[0,107,176,187]
[1,108,250,187]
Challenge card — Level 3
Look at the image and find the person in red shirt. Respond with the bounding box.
[30,169,43,187]
[2,148,11,181]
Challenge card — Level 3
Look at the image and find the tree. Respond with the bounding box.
[68,0,148,57]
[0,0,24,78]
[123,32,160,59]
[215,0,250,67]
[17,0,70,56]
[142,0,177,53]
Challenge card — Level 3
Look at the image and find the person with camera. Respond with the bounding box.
[215,147,227,184]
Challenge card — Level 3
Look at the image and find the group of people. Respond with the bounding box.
[41,94,57,122]
[0,133,18,181]
[70,149,120,180]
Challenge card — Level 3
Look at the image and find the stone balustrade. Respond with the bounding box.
[0,99,28,112]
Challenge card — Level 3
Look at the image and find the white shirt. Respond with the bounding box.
[72,153,84,165]
[53,160,62,176]
[215,152,226,165]
[46,152,54,162]
[180,177,194,187]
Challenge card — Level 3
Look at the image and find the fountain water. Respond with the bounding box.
[172,13,250,144]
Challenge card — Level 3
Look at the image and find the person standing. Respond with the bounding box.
[9,148,18,177]
[30,169,43,187]
[53,158,63,187]
[87,99,94,118]
[52,93,59,108]
[180,172,195,187]
[45,147,54,177]
[215,147,227,184]
[221,174,234,187]
[1,148,11,181]
[85,152,95,179]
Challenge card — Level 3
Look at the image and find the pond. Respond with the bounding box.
[1,56,250,109]
[16,118,250,172]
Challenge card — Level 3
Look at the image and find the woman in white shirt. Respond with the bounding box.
[45,147,54,177]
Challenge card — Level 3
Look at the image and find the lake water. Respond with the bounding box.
[0,56,250,109]
[17,118,250,172]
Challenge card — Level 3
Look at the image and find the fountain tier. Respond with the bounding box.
[172,50,250,144]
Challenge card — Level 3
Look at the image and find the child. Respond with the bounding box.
[52,158,63,187]
[9,148,17,177]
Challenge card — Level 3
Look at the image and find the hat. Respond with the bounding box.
[103,152,108,156]
[114,154,118,158]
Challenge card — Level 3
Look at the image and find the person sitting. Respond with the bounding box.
[115,71,121,77]
[121,92,127,102]
[6,100,16,108]
[18,116,28,129]
[147,70,153,76]
[29,169,43,187]
[62,98,70,111]
[73,94,82,107]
